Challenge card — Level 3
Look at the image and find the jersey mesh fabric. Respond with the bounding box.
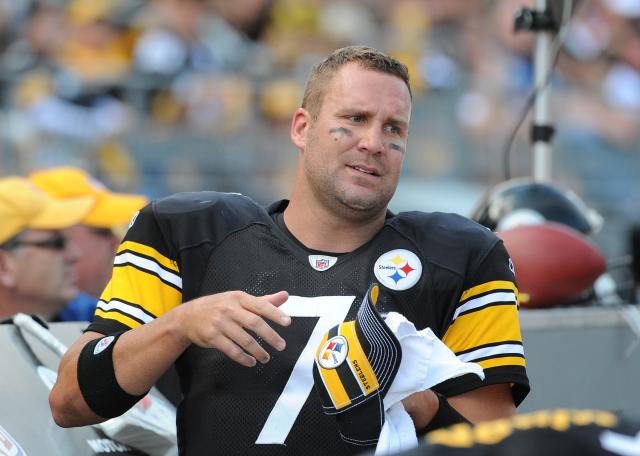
[176,224,364,455]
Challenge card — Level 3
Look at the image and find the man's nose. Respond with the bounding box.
[357,126,385,154]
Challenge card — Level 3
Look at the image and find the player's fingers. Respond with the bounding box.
[222,325,271,364]
[233,307,287,352]
[214,334,257,367]
[262,290,289,308]
[243,292,291,327]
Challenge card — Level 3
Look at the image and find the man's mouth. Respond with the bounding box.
[348,165,379,176]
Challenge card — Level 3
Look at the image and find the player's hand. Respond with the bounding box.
[179,290,291,367]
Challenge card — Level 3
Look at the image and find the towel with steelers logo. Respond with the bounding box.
[312,283,402,444]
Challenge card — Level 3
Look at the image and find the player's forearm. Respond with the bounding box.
[448,383,516,422]
[403,384,517,435]
[50,331,109,427]
[403,388,482,437]
[112,305,191,395]
[50,307,190,427]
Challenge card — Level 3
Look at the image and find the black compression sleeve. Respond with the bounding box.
[417,392,470,436]
[77,332,148,419]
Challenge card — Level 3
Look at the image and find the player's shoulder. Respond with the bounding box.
[389,211,499,252]
[385,211,501,276]
[129,191,267,252]
[148,190,266,228]
[152,191,260,217]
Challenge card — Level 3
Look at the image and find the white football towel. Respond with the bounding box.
[375,312,485,455]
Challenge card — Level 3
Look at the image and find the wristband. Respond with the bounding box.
[77,332,147,418]
[417,392,470,436]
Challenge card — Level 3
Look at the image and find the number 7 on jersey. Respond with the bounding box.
[255,295,354,444]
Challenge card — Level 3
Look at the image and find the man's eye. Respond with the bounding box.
[348,115,365,123]
[384,124,401,135]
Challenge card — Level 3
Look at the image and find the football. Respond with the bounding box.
[497,222,607,308]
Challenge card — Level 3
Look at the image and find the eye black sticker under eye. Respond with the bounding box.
[329,127,353,138]
[389,143,405,153]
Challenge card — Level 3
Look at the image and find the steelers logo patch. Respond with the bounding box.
[374,249,422,291]
[318,336,348,369]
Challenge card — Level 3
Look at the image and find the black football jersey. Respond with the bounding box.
[87,192,529,455]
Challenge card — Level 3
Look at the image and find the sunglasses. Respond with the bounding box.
[1,235,67,251]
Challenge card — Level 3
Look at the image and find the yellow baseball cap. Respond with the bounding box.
[30,167,148,229]
[0,177,95,244]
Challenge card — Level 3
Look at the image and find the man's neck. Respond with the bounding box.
[283,197,386,253]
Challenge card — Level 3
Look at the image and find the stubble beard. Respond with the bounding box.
[333,182,392,222]
[303,148,393,223]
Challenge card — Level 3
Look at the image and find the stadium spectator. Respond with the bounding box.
[50,46,528,454]
[30,166,148,321]
[0,177,93,321]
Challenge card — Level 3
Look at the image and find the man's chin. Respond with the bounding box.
[336,194,388,219]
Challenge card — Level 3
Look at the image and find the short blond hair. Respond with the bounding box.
[301,46,411,120]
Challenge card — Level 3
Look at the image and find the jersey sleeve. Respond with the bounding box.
[86,203,183,335]
[435,240,530,405]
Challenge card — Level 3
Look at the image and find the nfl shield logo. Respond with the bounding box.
[308,255,338,272]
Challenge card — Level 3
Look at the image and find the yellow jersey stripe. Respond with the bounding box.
[477,356,527,369]
[95,308,144,329]
[114,253,182,291]
[460,281,518,303]
[96,298,156,324]
[457,342,524,362]
[452,291,517,322]
[443,305,522,353]
[99,268,182,320]
[117,241,179,273]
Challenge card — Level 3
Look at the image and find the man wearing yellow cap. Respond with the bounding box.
[30,167,148,321]
[0,177,94,321]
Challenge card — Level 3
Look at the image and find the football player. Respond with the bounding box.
[50,46,529,455]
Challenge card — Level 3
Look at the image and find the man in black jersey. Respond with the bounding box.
[50,46,529,455]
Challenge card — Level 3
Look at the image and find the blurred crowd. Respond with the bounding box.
[0,0,638,260]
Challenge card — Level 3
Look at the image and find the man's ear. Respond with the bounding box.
[290,108,310,151]
[0,251,18,288]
